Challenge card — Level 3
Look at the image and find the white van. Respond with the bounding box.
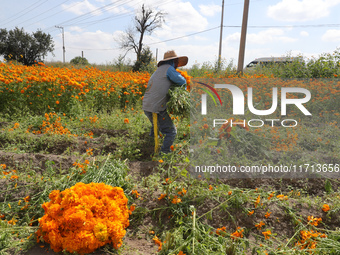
[244,57,302,71]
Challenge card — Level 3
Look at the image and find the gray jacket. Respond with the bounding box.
[142,63,185,113]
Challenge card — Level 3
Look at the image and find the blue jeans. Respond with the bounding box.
[144,110,177,153]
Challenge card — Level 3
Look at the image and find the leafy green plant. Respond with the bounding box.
[167,86,191,118]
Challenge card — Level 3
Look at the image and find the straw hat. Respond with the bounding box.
[157,50,188,67]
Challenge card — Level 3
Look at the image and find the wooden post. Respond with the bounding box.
[218,0,225,71]
[237,0,250,73]
[152,113,159,154]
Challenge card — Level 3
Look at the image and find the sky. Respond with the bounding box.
[1,0,340,68]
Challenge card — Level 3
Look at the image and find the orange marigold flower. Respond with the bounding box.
[153,236,162,251]
[322,204,330,212]
[254,195,261,208]
[262,230,271,240]
[36,183,130,253]
[230,227,244,240]
[124,118,129,124]
[248,210,255,216]
[276,194,288,200]
[131,190,140,198]
[209,185,213,191]
[158,194,166,200]
[264,211,271,218]
[171,195,181,204]
[10,175,19,180]
[129,204,136,214]
[267,191,275,200]
[307,216,322,226]
[255,221,265,230]
[216,226,226,235]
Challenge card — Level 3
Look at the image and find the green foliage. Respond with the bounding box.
[0,27,54,65]
[70,56,90,66]
[167,86,191,118]
[112,54,132,71]
[252,48,340,78]
[188,57,237,78]
[133,47,156,72]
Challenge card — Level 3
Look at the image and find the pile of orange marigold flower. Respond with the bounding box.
[36,182,130,254]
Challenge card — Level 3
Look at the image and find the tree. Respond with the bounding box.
[70,56,90,66]
[0,27,54,65]
[118,5,165,69]
[132,46,155,72]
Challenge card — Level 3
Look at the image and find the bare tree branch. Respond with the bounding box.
[118,4,166,62]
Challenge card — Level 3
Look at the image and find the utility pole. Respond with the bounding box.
[55,26,65,63]
[156,48,158,62]
[237,0,250,73]
[218,0,225,71]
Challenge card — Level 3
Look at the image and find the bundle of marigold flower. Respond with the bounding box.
[167,69,191,118]
[36,182,130,254]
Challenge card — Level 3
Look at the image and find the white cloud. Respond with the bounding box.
[267,0,340,22]
[199,4,220,17]
[69,26,84,32]
[322,29,340,42]
[50,30,122,64]
[164,1,208,33]
[225,32,241,44]
[141,1,209,44]
[116,1,208,43]
[66,30,113,49]
[300,31,309,37]
[249,29,297,44]
[225,29,297,45]
[62,0,101,16]
[105,5,130,14]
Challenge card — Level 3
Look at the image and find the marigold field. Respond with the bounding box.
[0,61,340,255]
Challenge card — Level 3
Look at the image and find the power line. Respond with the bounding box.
[141,23,340,46]
[57,0,131,27]
[1,0,48,27]
[65,0,174,29]
[61,0,138,27]
[57,0,174,29]
[224,24,340,28]
[146,26,220,46]
[20,0,73,28]
[42,0,138,33]
[67,46,120,51]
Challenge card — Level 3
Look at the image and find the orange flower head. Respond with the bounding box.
[230,227,244,240]
[322,204,330,212]
[255,221,265,230]
[262,230,271,240]
[158,194,166,201]
[264,211,271,218]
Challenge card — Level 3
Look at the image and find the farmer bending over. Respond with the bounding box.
[142,50,188,154]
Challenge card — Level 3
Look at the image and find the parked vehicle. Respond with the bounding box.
[244,57,303,71]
